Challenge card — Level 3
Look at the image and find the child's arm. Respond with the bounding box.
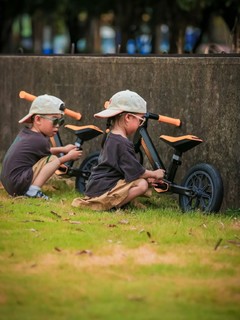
[51,144,82,164]
[56,148,82,164]
[50,144,76,155]
[140,169,165,181]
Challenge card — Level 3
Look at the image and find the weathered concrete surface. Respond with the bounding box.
[0,55,240,210]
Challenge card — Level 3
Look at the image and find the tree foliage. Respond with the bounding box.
[0,0,239,53]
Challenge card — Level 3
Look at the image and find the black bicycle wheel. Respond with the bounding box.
[75,151,100,193]
[179,163,224,213]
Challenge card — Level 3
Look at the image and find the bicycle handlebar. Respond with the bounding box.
[158,115,181,127]
[19,91,36,101]
[19,91,82,120]
[59,105,82,120]
[146,112,181,127]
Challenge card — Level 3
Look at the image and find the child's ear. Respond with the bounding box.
[33,115,41,124]
[125,113,131,121]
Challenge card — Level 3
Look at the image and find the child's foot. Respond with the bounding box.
[25,190,49,200]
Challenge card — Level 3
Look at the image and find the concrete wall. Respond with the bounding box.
[0,55,240,210]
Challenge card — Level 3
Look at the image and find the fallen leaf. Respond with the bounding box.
[150,240,157,244]
[146,231,151,238]
[30,263,37,268]
[76,250,92,256]
[219,222,225,229]
[50,211,62,218]
[227,240,240,247]
[69,220,82,224]
[22,219,44,223]
[127,295,145,301]
[118,219,129,225]
[214,238,223,250]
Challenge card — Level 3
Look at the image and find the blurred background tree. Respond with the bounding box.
[0,0,239,54]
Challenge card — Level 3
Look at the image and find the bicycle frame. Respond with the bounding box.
[134,112,203,196]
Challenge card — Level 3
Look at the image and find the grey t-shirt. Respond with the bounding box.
[85,132,145,197]
[0,127,51,196]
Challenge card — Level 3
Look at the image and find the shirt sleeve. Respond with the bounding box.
[118,140,145,182]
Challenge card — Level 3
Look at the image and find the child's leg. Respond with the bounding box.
[117,178,148,208]
[25,155,60,198]
[72,179,150,211]
[32,156,60,187]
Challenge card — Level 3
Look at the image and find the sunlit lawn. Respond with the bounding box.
[0,178,239,320]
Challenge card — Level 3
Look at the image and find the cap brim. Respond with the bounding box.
[19,113,33,124]
[94,108,123,118]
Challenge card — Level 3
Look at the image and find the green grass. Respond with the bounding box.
[0,178,240,320]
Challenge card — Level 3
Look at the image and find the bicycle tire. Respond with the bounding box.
[75,151,100,193]
[179,163,224,213]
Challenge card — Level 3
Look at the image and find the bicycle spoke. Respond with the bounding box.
[180,164,223,213]
[182,170,214,211]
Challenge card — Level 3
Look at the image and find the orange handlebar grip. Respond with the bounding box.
[19,91,36,101]
[64,108,82,120]
[158,115,181,127]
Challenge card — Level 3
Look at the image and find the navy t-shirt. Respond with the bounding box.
[0,127,51,196]
[85,132,145,197]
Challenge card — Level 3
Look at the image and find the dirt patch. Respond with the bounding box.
[14,244,182,273]
[74,245,181,267]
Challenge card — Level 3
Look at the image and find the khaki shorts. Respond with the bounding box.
[72,179,143,211]
[32,155,58,182]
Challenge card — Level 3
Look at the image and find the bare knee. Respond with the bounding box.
[117,179,149,208]
[138,179,149,195]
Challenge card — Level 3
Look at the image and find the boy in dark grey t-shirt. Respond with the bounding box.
[1,94,82,199]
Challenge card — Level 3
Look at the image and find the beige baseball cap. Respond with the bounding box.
[94,90,147,118]
[19,94,64,124]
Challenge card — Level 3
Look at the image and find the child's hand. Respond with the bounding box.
[148,177,164,187]
[154,169,165,180]
[67,148,83,160]
[63,144,76,153]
